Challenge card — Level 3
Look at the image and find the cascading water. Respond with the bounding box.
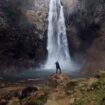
[45,0,74,70]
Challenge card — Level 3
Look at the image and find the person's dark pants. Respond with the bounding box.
[56,67,61,74]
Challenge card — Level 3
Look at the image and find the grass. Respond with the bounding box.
[65,72,105,105]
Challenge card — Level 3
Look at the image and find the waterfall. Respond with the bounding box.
[45,0,73,70]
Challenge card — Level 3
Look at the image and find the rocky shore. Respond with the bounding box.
[0,71,105,105]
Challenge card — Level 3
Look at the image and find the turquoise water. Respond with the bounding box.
[0,69,85,82]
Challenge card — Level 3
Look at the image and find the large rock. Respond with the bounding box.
[47,73,70,88]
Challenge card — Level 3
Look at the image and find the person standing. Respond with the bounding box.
[55,61,62,74]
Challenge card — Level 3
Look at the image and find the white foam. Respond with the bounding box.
[44,0,77,71]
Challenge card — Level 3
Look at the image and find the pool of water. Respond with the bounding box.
[0,69,87,82]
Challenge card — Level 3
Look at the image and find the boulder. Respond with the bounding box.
[17,86,38,100]
[47,73,70,88]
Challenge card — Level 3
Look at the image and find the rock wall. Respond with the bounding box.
[0,0,48,72]
[0,0,105,73]
[65,0,105,72]
[82,23,105,73]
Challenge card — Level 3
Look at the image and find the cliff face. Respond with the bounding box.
[0,0,79,73]
[0,0,48,72]
[0,0,105,73]
[65,0,105,72]
[82,23,105,72]
[79,0,105,72]
[66,0,105,53]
